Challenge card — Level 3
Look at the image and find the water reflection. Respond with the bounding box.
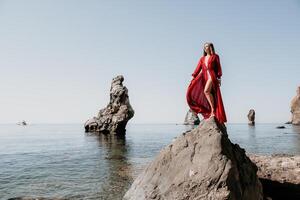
[87,134,133,199]
[291,125,300,134]
[248,125,256,138]
[246,125,259,153]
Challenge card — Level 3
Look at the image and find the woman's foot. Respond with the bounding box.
[209,111,215,118]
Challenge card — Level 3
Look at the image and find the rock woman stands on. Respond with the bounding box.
[186,42,227,123]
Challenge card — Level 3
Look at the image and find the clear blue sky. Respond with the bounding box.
[0,0,299,123]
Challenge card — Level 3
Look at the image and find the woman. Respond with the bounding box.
[186,42,227,123]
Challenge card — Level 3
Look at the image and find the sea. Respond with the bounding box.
[0,123,300,199]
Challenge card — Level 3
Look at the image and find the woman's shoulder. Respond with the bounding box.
[212,54,220,61]
[201,54,219,57]
[200,54,219,60]
[199,56,205,62]
[213,54,219,58]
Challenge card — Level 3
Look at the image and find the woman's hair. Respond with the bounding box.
[203,42,215,56]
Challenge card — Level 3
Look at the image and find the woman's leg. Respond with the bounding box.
[204,78,215,117]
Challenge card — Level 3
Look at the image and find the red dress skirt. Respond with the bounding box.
[186,54,227,123]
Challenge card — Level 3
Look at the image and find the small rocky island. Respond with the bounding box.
[16,120,27,126]
[84,75,134,136]
[290,86,300,125]
[247,109,255,125]
[183,109,200,125]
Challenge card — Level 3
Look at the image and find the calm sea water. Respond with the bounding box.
[0,123,300,199]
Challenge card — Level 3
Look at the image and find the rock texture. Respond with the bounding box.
[123,118,263,200]
[247,109,255,125]
[85,75,134,135]
[249,154,300,200]
[249,154,300,185]
[184,109,200,125]
[8,198,66,200]
[291,86,300,125]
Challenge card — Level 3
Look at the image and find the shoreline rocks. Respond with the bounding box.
[249,154,300,185]
[249,154,300,200]
[123,118,263,200]
[85,75,134,136]
[125,152,300,200]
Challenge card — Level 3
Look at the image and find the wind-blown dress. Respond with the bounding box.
[186,54,227,123]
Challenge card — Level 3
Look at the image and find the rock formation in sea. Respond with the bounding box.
[247,109,255,125]
[123,118,263,200]
[16,120,27,126]
[183,109,200,125]
[84,75,134,135]
[290,86,300,125]
[249,154,300,200]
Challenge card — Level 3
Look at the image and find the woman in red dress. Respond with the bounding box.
[186,42,227,123]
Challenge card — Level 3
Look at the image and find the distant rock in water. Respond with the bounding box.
[85,75,134,136]
[123,118,263,200]
[276,126,286,129]
[183,109,200,125]
[291,86,300,125]
[247,109,255,125]
[16,120,27,126]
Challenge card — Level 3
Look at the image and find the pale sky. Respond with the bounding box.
[0,0,299,124]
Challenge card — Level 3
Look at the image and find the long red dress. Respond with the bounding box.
[186,53,227,123]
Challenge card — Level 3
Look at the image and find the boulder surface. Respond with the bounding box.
[249,154,300,200]
[249,154,300,184]
[123,118,263,200]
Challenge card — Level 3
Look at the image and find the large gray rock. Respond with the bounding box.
[85,75,134,135]
[123,118,263,200]
[247,109,255,125]
[184,109,200,125]
[291,86,300,125]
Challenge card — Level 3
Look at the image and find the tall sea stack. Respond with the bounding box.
[184,109,200,125]
[247,109,255,125]
[84,75,134,136]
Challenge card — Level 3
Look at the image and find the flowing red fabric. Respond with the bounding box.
[186,54,227,123]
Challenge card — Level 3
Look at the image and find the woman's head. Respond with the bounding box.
[203,42,215,56]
